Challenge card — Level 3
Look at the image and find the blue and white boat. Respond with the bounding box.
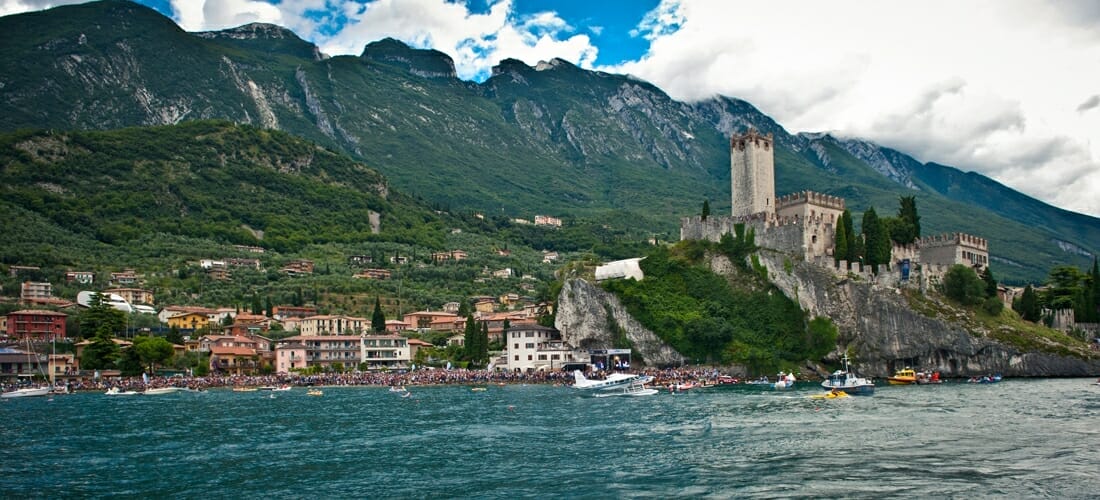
[821,354,875,396]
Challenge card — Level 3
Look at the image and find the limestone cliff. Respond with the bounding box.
[751,250,1100,378]
[555,279,685,367]
[557,249,1100,377]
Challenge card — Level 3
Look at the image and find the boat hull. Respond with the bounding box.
[821,381,875,396]
[1,387,51,398]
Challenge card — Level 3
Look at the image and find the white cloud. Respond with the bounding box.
[610,0,1100,217]
[0,0,83,17]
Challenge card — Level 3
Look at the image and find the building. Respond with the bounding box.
[157,306,218,325]
[6,310,67,341]
[730,129,776,217]
[8,265,41,277]
[20,282,52,302]
[918,233,989,270]
[299,315,368,336]
[534,215,563,227]
[105,288,154,306]
[234,245,265,254]
[595,258,645,282]
[402,311,460,331]
[504,324,580,372]
[167,312,211,331]
[275,335,386,371]
[281,259,314,276]
[348,255,373,266]
[0,350,47,379]
[272,306,317,320]
[209,345,258,376]
[441,302,461,314]
[65,271,95,284]
[384,319,411,333]
[360,334,410,370]
[353,268,392,280]
[110,269,139,286]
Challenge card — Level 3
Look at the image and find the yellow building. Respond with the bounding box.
[167,312,210,331]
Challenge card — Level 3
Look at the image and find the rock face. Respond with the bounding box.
[752,251,1100,378]
[555,279,685,367]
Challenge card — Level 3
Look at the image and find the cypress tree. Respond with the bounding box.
[980,267,998,298]
[701,199,711,221]
[834,221,848,265]
[861,207,889,272]
[371,297,385,332]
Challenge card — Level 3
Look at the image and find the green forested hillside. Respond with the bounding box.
[0,0,1096,284]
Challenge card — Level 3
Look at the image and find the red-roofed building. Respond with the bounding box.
[402,311,460,331]
[209,345,258,376]
[6,310,67,341]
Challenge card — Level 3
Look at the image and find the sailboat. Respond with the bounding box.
[1,338,51,399]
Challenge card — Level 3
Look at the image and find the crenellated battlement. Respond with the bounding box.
[919,232,987,251]
[775,190,846,212]
[730,129,773,152]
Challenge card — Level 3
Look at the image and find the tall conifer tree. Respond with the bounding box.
[371,297,385,332]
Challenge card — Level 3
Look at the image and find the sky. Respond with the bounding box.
[2,0,1098,218]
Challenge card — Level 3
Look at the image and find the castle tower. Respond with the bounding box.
[730,129,775,217]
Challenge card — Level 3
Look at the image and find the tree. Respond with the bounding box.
[943,264,986,305]
[980,266,998,298]
[839,210,859,264]
[80,327,121,370]
[1013,285,1041,322]
[701,199,711,221]
[457,300,470,318]
[166,325,183,346]
[860,207,890,273]
[834,220,848,265]
[78,292,127,340]
[371,297,385,332]
[132,335,175,373]
[893,195,921,243]
[1046,265,1083,311]
[251,292,262,315]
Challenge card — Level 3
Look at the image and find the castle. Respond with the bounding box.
[681,129,988,282]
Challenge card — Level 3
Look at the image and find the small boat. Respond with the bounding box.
[745,376,771,385]
[968,374,1002,384]
[915,370,943,384]
[272,385,292,392]
[821,353,875,396]
[144,387,183,395]
[105,387,142,396]
[774,372,796,389]
[887,367,917,385]
[1,386,51,399]
[389,386,408,393]
[307,389,323,396]
[471,387,488,392]
[258,386,277,391]
[809,390,849,399]
[232,386,258,392]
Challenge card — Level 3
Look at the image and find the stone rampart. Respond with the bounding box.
[920,232,987,251]
[775,190,846,212]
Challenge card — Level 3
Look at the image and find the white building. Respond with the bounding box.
[595,258,645,282]
[299,315,368,336]
[504,324,581,373]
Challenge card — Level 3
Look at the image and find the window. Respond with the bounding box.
[514,344,519,349]
[525,343,535,349]
[514,355,519,361]
[525,332,534,337]
[551,354,560,360]
[538,355,547,360]
[527,355,532,360]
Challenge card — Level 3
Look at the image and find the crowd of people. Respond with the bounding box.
[44,366,735,393]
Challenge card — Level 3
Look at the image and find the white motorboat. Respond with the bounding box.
[144,387,183,395]
[105,387,142,396]
[571,370,648,391]
[774,371,796,389]
[1,386,51,399]
[820,353,875,396]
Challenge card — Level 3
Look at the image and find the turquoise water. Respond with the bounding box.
[2,379,1098,498]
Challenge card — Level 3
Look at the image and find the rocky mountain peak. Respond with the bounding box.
[360,38,457,79]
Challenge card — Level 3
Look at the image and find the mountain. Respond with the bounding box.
[0,0,1096,284]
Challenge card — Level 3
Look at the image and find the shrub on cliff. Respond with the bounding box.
[943,264,985,305]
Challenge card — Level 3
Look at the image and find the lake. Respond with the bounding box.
[2,378,1098,498]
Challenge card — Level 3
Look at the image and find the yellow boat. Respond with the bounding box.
[887,368,917,385]
[809,390,849,399]
[307,389,323,396]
